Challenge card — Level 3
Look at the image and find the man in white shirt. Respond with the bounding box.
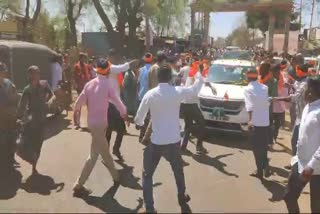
[181,63,215,154]
[179,56,191,85]
[51,55,63,91]
[283,76,320,213]
[134,64,204,213]
[244,68,271,180]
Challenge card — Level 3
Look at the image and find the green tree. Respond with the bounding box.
[65,0,90,48]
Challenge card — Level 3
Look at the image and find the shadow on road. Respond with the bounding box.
[204,132,251,151]
[20,173,65,195]
[181,203,193,214]
[261,179,286,202]
[83,184,143,213]
[44,115,71,141]
[0,168,22,200]
[272,142,292,155]
[116,160,142,190]
[269,166,290,179]
[192,153,239,178]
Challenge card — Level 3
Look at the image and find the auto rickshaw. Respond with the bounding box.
[0,40,71,115]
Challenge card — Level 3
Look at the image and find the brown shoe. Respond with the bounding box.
[73,185,92,198]
[138,207,157,214]
[178,193,191,206]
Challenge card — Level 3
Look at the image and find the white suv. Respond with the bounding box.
[198,59,256,134]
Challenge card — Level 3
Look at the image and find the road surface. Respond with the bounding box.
[0,111,311,213]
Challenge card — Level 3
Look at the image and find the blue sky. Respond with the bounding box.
[40,0,319,39]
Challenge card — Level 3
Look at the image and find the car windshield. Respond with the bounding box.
[208,64,255,85]
[222,51,251,60]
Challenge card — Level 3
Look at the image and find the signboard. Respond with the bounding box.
[0,32,18,40]
[0,21,18,33]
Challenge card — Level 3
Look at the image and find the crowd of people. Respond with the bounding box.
[0,46,320,213]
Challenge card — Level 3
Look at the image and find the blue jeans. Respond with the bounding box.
[142,143,186,211]
[291,125,300,156]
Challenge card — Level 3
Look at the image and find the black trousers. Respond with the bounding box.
[0,130,16,169]
[106,103,125,153]
[143,143,186,211]
[272,112,285,140]
[181,103,205,149]
[249,126,269,175]
[291,125,300,156]
[139,112,150,142]
[284,164,320,213]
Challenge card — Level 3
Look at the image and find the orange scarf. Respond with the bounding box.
[295,65,308,79]
[259,72,273,84]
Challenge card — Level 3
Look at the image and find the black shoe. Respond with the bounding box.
[284,164,292,170]
[196,146,208,155]
[112,150,123,161]
[178,193,191,206]
[264,167,272,178]
[180,147,192,155]
[250,171,263,180]
[73,186,92,198]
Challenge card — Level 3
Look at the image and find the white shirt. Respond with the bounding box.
[182,76,199,104]
[297,99,320,174]
[291,78,308,125]
[135,73,204,145]
[244,81,270,127]
[180,65,190,85]
[51,62,63,91]
[108,63,130,96]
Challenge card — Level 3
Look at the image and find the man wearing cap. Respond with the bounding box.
[0,62,19,170]
[135,64,204,213]
[139,51,167,144]
[244,68,271,180]
[283,75,320,213]
[138,53,153,103]
[73,58,128,197]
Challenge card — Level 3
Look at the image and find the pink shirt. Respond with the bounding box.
[74,75,127,128]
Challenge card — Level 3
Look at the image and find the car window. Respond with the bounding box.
[222,51,251,60]
[208,64,254,85]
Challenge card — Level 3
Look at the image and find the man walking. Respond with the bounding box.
[181,63,209,154]
[139,51,167,144]
[274,55,309,156]
[135,64,204,213]
[73,59,128,197]
[244,68,271,180]
[283,76,320,213]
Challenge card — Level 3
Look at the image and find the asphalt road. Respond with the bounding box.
[0,111,311,213]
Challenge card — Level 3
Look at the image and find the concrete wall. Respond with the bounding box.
[265,31,299,54]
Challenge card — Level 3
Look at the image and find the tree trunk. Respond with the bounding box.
[128,19,138,57]
[268,12,275,52]
[203,11,210,48]
[145,15,151,51]
[66,0,77,47]
[309,0,315,39]
[92,0,114,33]
[190,9,195,48]
[283,12,291,53]
[31,0,41,24]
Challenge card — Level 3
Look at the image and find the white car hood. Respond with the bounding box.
[199,83,246,100]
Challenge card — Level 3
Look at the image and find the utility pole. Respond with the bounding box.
[309,0,315,39]
[299,0,303,32]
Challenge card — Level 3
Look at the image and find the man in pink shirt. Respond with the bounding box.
[73,58,128,197]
